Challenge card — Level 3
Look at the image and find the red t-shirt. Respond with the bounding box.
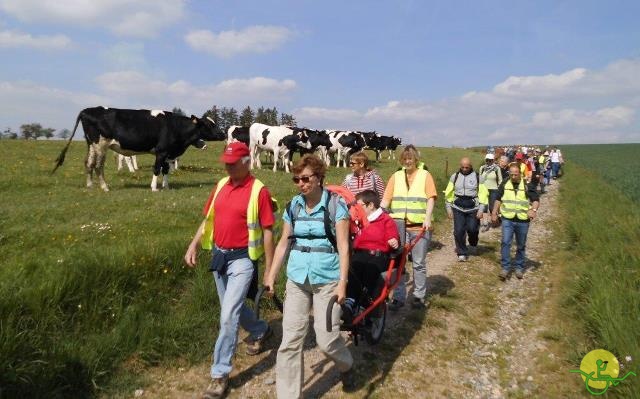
[202,175,275,249]
[353,211,399,252]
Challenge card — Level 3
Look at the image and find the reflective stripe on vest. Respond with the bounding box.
[389,169,428,223]
[200,176,265,260]
[500,180,529,220]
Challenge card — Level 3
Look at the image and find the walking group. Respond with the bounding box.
[183,141,562,398]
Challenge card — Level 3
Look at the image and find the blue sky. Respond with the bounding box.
[1,0,639,145]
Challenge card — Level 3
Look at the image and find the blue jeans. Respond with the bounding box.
[551,162,561,178]
[211,254,267,378]
[393,220,432,301]
[500,218,529,272]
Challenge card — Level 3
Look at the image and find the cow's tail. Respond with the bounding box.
[51,112,82,175]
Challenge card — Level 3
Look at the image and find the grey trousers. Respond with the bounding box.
[276,278,353,398]
[392,220,432,301]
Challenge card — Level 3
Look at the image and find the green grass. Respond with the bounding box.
[562,143,640,202]
[0,139,485,397]
[556,154,640,398]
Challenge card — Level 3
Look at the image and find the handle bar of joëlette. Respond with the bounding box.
[326,228,427,332]
[254,285,283,320]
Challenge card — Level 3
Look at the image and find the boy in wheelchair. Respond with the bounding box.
[343,190,400,321]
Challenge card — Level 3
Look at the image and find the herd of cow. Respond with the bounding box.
[51,106,402,191]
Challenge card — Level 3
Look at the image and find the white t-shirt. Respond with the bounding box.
[550,150,562,162]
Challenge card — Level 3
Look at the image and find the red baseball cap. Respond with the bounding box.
[220,142,250,163]
[515,152,524,160]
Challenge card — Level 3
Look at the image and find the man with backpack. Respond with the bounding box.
[479,153,502,231]
[444,157,489,262]
[491,164,540,280]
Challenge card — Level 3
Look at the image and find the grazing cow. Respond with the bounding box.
[248,123,310,172]
[52,107,225,191]
[117,154,138,172]
[294,128,332,165]
[384,136,402,159]
[227,125,250,146]
[327,130,366,167]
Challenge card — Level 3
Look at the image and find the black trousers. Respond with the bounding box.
[346,251,389,303]
[453,208,479,255]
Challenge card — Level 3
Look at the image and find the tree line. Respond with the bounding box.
[1,106,297,140]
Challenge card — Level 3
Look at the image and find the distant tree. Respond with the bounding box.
[239,106,255,126]
[280,113,296,127]
[20,123,43,140]
[202,105,220,125]
[58,128,71,139]
[43,128,55,139]
[219,107,239,133]
[255,106,267,124]
[171,107,186,116]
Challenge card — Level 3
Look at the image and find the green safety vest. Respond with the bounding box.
[500,180,529,220]
[389,168,429,223]
[201,176,265,261]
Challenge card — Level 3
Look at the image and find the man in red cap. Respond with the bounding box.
[184,142,275,399]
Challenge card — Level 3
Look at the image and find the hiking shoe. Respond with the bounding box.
[411,297,426,309]
[340,367,358,393]
[342,303,355,324]
[457,255,468,262]
[388,299,404,311]
[515,270,524,279]
[246,325,272,356]
[202,376,228,399]
[499,269,509,281]
[468,246,478,256]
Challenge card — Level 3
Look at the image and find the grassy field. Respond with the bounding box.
[0,139,483,397]
[556,143,640,397]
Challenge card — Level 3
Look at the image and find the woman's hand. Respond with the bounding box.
[334,280,347,304]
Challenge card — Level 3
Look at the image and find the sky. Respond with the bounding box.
[0,0,639,146]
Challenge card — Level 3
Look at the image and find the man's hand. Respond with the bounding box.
[263,275,275,297]
[446,208,453,220]
[388,238,399,249]
[491,213,499,225]
[184,244,198,268]
[334,280,347,304]
[476,209,484,220]
[528,209,537,220]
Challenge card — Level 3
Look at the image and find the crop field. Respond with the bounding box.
[0,139,483,397]
[562,143,640,202]
[557,143,640,397]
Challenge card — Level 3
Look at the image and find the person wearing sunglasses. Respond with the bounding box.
[184,142,276,399]
[264,154,354,397]
[380,145,438,310]
[342,151,385,202]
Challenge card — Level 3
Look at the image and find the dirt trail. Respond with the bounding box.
[138,180,572,399]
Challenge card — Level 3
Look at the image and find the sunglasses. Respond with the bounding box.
[292,174,316,184]
[349,161,359,166]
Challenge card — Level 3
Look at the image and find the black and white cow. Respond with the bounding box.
[294,128,332,165]
[227,125,250,146]
[383,136,402,159]
[248,123,310,172]
[117,154,138,172]
[52,107,225,191]
[327,130,366,167]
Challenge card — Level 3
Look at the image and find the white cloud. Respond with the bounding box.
[0,0,185,38]
[91,71,297,114]
[185,25,293,58]
[295,59,640,145]
[0,29,71,49]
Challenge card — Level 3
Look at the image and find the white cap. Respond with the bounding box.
[485,153,495,160]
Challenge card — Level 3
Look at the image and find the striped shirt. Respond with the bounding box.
[341,170,386,201]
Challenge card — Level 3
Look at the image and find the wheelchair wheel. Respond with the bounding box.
[364,302,387,345]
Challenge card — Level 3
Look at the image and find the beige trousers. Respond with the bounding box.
[276,278,353,398]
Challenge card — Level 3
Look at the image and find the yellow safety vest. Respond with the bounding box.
[538,155,546,164]
[201,176,265,260]
[500,180,530,220]
[389,169,429,223]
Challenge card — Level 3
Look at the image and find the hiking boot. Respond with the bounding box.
[340,367,358,392]
[388,299,404,311]
[245,325,272,356]
[515,270,524,279]
[411,297,426,309]
[468,246,478,256]
[457,255,468,262]
[202,376,228,399]
[499,269,509,281]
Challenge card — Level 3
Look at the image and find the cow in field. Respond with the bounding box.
[52,107,225,191]
[327,130,366,167]
[248,123,310,172]
[227,125,250,146]
[384,136,402,160]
